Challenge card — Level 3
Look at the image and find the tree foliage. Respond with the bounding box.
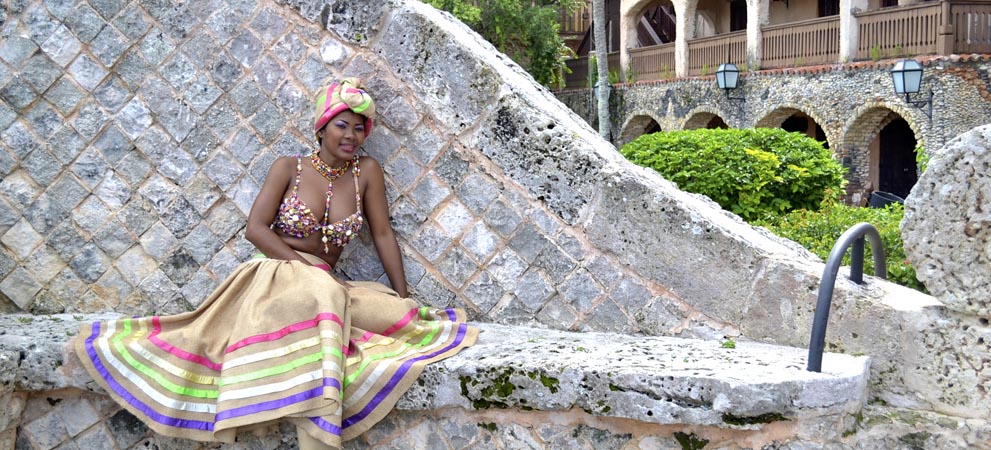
[620,128,846,221]
[424,0,578,87]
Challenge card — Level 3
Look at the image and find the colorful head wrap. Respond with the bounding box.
[314,78,375,138]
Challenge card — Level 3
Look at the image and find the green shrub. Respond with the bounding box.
[756,201,926,292]
[620,128,846,221]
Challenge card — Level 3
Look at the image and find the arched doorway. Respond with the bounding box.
[875,118,918,199]
[705,116,728,129]
[683,111,729,130]
[618,114,664,145]
[781,112,828,148]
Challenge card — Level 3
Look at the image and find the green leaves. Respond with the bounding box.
[423,0,577,87]
[757,202,926,292]
[620,128,846,221]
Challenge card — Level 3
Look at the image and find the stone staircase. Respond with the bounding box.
[1,314,871,449]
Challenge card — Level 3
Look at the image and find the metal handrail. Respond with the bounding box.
[807,222,886,372]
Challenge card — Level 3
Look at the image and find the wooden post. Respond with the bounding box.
[936,0,954,55]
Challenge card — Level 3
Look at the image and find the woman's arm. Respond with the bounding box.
[361,157,409,298]
[245,157,309,264]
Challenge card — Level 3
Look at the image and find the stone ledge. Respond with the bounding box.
[0,315,869,430]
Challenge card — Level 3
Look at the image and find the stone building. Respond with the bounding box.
[557,0,991,202]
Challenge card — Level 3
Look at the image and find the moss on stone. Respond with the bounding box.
[720,412,786,426]
[898,431,933,449]
[673,431,708,449]
[538,373,559,393]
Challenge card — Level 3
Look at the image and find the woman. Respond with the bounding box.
[75,78,478,450]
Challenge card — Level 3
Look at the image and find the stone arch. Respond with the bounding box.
[840,101,924,203]
[618,113,665,146]
[682,107,730,130]
[755,105,834,149]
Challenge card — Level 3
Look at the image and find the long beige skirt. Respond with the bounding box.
[74,254,478,448]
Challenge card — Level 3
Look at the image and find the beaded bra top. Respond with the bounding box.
[271,155,363,251]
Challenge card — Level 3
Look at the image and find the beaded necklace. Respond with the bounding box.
[310,152,360,253]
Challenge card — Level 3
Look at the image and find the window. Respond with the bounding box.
[818,0,839,17]
[730,0,747,32]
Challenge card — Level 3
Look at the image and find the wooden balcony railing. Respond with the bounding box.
[763,16,840,69]
[950,1,991,53]
[856,2,944,60]
[687,31,747,76]
[559,0,991,89]
[629,43,675,81]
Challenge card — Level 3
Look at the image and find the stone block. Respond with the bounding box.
[436,245,478,289]
[557,269,601,312]
[3,121,41,159]
[0,76,37,110]
[2,219,42,259]
[69,244,111,284]
[72,102,110,140]
[513,269,554,312]
[50,128,84,169]
[114,5,151,40]
[91,25,128,67]
[384,150,423,193]
[903,125,991,316]
[22,409,70,450]
[250,7,288,45]
[93,76,129,112]
[20,54,61,93]
[0,269,40,310]
[483,198,523,238]
[486,248,526,290]
[73,196,112,235]
[107,409,149,449]
[436,199,473,238]
[229,177,260,216]
[182,224,222,265]
[535,296,578,329]
[67,55,108,92]
[0,171,39,217]
[231,29,264,69]
[207,248,240,281]
[90,268,134,309]
[117,199,157,238]
[24,245,64,285]
[44,222,85,265]
[410,175,452,218]
[461,222,500,263]
[140,28,176,66]
[45,78,86,115]
[21,149,61,188]
[22,3,58,43]
[0,36,38,67]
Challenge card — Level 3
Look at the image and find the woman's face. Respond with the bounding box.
[318,110,367,163]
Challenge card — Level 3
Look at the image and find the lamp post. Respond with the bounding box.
[715,63,743,100]
[890,59,933,121]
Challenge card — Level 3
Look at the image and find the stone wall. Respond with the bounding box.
[1,0,990,448]
[557,57,991,200]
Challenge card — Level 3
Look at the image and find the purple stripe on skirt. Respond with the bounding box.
[337,323,468,430]
[84,322,215,431]
[215,377,343,422]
